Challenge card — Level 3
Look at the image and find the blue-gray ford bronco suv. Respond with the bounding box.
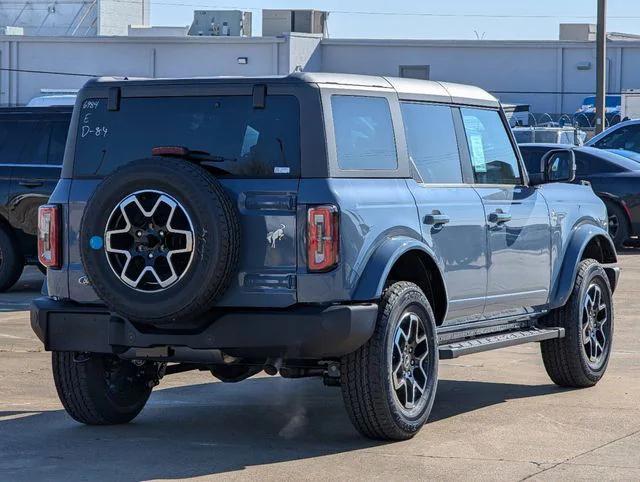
[32,73,619,440]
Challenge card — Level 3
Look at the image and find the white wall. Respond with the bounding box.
[98,0,146,36]
[321,39,640,114]
[3,35,640,114]
[0,0,148,37]
[0,36,287,105]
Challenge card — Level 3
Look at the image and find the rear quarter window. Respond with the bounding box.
[331,95,397,171]
[73,95,300,178]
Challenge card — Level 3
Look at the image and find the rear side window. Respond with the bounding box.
[520,147,549,174]
[0,120,50,165]
[74,95,300,178]
[401,102,462,183]
[575,151,594,175]
[461,108,522,185]
[576,151,624,175]
[331,95,397,170]
[48,121,69,165]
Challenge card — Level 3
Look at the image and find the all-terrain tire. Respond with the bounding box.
[540,259,614,388]
[0,224,24,292]
[80,158,240,325]
[52,352,153,425]
[605,201,629,249]
[341,281,438,440]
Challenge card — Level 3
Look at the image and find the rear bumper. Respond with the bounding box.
[30,297,378,360]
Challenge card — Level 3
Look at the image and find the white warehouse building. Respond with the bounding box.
[1,24,640,113]
[0,0,150,37]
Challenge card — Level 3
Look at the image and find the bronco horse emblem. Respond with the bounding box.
[267,224,286,248]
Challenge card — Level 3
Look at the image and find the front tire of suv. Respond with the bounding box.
[540,259,614,388]
[341,281,438,440]
[52,352,154,425]
[0,224,24,292]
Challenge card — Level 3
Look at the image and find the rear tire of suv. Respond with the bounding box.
[0,224,24,292]
[341,281,438,440]
[80,158,240,325]
[540,259,614,388]
[52,352,153,425]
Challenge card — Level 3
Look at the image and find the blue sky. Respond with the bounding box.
[151,0,640,40]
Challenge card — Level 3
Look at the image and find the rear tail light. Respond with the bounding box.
[38,204,61,269]
[307,205,339,272]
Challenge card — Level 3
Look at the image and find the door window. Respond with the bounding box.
[0,122,24,163]
[23,122,51,165]
[520,147,550,175]
[0,120,50,165]
[593,124,640,152]
[461,108,522,185]
[48,121,69,165]
[331,95,397,170]
[401,103,462,183]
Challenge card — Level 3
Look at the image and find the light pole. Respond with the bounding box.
[595,0,607,134]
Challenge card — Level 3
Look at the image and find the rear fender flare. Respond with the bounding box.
[352,236,447,302]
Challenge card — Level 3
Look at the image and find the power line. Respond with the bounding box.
[5,1,640,20]
[0,67,98,77]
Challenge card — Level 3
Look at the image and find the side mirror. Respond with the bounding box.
[531,149,576,185]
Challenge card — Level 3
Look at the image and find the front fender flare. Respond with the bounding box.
[550,224,617,309]
[352,236,447,302]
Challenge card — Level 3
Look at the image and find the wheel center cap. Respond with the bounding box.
[137,229,162,250]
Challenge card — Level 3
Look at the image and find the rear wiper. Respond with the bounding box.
[151,146,237,163]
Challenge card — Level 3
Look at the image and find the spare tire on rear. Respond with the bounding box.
[80,158,240,325]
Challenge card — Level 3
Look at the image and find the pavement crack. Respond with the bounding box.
[363,451,546,468]
[519,427,640,480]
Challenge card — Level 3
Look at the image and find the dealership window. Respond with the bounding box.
[399,65,430,80]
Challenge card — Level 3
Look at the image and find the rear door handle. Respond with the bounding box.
[489,211,512,224]
[424,212,450,226]
[19,181,44,188]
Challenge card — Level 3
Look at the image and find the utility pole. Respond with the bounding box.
[595,0,607,134]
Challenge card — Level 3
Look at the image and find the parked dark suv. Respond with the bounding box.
[31,74,618,440]
[0,107,72,291]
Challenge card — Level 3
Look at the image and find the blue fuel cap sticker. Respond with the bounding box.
[90,236,104,250]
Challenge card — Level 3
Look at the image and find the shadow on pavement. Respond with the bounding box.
[0,375,566,480]
[1,267,44,312]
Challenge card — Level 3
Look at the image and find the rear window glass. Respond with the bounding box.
[331,95,397,170]
[74,95,300,178]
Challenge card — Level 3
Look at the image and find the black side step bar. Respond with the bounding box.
[438,327,565,360]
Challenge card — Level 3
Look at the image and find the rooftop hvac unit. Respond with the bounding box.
[262,10,327,37]
[188,10,252,37]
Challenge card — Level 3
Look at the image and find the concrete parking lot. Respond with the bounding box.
[1,259,639,481]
